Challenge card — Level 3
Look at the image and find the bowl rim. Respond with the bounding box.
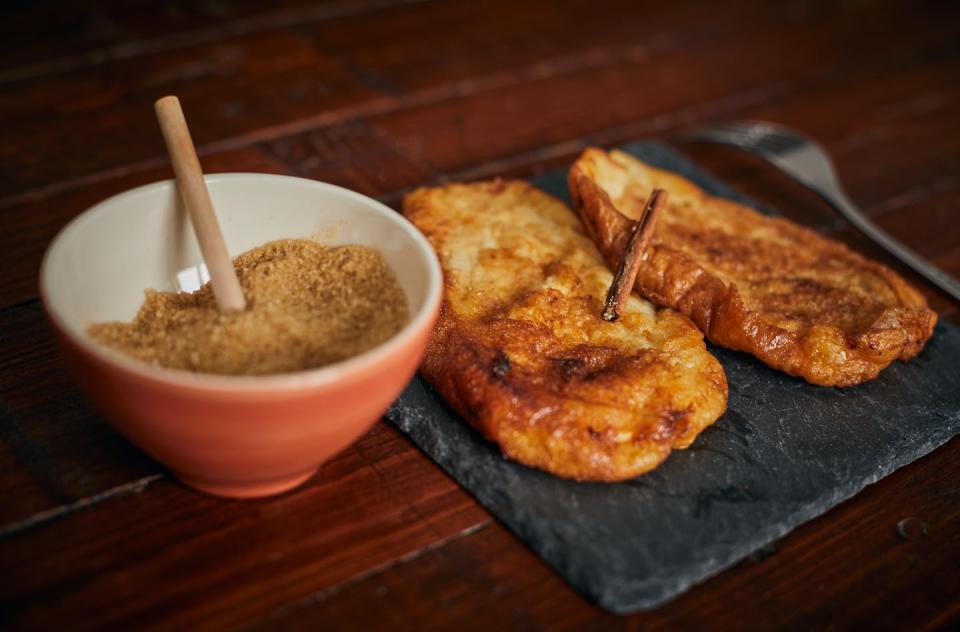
[39,173,443,393]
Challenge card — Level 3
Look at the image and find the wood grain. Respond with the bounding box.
[3,0,955,202]
[0,303,161,525]
[1,0,958,629]
[0,123,429,308]
[371,52,960,194]
[0,0,404,80]
[251,435,960,631]
[0,28,381,199]
[3,49,958,310]
[0,422,486,630]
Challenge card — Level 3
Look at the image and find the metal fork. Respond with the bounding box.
[682,120,960,303]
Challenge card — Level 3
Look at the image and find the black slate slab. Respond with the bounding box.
[386,142,960,613]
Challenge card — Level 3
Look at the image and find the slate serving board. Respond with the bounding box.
[386,142,960,613]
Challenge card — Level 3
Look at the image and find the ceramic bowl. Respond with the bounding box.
[40,174,442,498]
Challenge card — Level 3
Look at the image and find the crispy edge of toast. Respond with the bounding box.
[568,148,938,387]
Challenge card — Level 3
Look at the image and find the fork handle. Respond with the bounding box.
[816,186,960,304]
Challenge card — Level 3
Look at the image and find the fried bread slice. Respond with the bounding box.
[403,180,727,481]
[569,148,937,387]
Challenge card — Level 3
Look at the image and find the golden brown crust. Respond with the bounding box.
[403,180,727,481]
[569,148,938,387]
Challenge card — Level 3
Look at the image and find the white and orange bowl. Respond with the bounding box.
[40,174,442,498]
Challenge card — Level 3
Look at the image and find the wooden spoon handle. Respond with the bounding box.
[154,96,246,311]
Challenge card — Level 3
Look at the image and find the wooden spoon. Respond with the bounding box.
[154,95,246,311]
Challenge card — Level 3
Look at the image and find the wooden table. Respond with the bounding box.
[2,1,958,629]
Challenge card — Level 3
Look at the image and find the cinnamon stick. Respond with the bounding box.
[601,188,667,322]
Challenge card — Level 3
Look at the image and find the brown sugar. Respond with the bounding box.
[88,239,409,375]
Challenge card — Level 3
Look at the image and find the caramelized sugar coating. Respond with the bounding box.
[569,148,937,387]
[403,180,727,481]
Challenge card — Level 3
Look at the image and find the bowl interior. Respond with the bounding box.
[42,174,438,357]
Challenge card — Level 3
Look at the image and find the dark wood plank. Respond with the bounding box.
[0,403,72,523]
[258,118,434,194]
[933,246,960,285]
[306,0,766,94]
[4,0,956,203]
[0,0,406,80]
[272,523,602,632]
[0,302,162,525]
[0,0,670,199]
[3,37,958,311]
[0,146,284,309]
[0,421,487,630]
[249,436,960,631]
[0,28,381,199]
[308,0,959,97]
[712,71,960,215]
[372,49,959,192]
[0,122,432,309]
